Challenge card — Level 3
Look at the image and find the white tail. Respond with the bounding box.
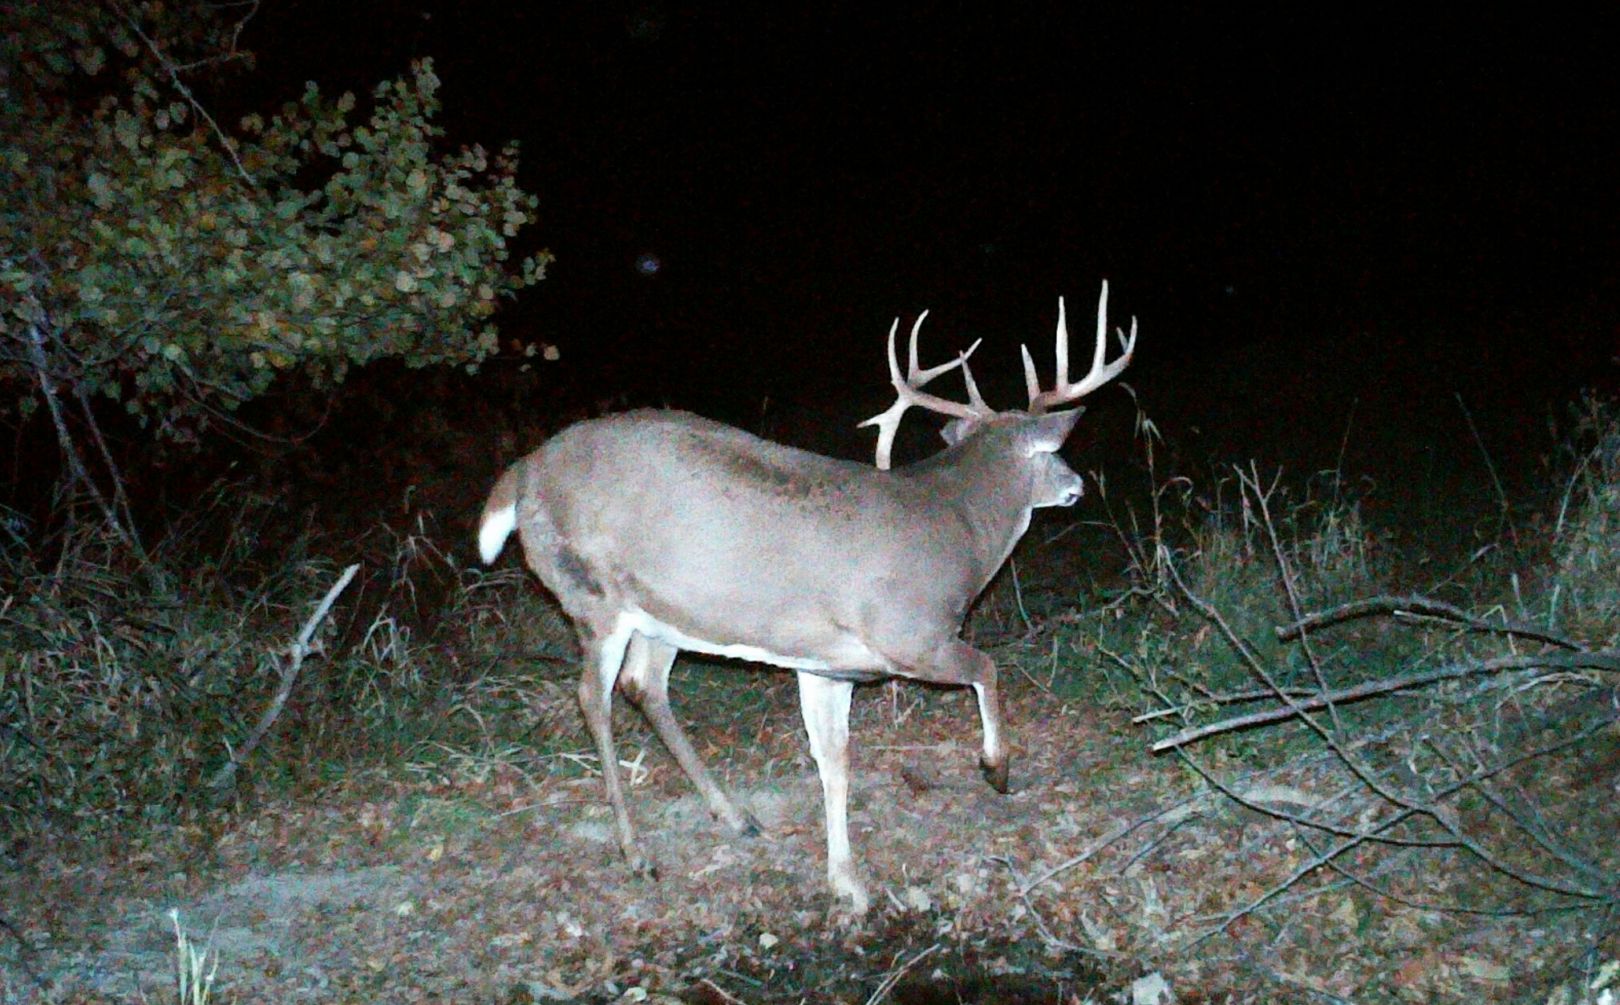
[479,283,1137,912]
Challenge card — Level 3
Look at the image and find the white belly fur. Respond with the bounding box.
[617,609,884,673]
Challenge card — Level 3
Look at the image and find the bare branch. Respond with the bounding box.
[24,321,146,560]
[1277,593,1584,650]
[1152,652,1619,753]
[108,0,259,186]
[207,563,361,792]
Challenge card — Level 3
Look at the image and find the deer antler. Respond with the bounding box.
[1022,280,1137,415]
[859,311,991,469]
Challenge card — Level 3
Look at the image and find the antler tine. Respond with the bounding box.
[1020,343,1041,405]
[960,356,989,412]
[1025,280,1137,414]
[906,314,983,385]
[1057,293,1072,390]
[860,311,993,469]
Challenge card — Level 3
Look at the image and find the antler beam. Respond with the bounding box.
[862,282,1135,468]
[858,312,990,469]
[1023,280,1137,415]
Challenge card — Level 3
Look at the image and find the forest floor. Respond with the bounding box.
[2,649,1582,1005]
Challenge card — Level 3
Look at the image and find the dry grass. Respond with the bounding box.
[3,399,1618,1002]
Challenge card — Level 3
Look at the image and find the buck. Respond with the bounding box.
[478,282,1136,913]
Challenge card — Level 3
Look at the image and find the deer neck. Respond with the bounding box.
[903,437,1040,584]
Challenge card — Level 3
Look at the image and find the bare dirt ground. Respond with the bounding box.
[0,662,1578,1003]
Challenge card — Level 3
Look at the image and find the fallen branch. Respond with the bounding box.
[1152,650,1620,754]
[1133,686,1319,723]
[207,563,360,792]
[863,943,939,1005]
[0,911,46,992]
[1276,594,1582,650]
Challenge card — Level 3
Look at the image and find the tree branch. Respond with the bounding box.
[1152,652,1619,753]
[207,563,360,792]
[1276,594,1582,650]
[109,0,259,186]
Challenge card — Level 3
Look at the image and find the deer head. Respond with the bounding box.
[478,282,1136,913]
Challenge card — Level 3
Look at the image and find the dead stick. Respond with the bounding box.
[1152,650,1620,753]
[208,563,360,791]
[863,944,939,1005]
[1276,594,1580,650]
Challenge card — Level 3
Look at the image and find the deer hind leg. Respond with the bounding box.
[575,622,656,877]
[796,671,869,913]
[617,632,762,836]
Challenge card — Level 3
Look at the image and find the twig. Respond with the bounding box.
[695,977,750,1005]
[110,0,259,186]
[1331,397,1357,508]
[1019,821,1138,894]
[1188,710,1618,943]
[25,320,146,560]
[985,855,1089,955]
[1277,593,1583,650]
[1133,686,1320,723]
[0,912,47,992]
[1242,463,1344,736]
[1456,392,1511,535]
[1008,559,1032,633]
[1423,736,1613,887]
[73,383,144,564]
[863,943,938,1005]
[1169,515,1615,903]
[1151,651,1620,753]
[207,563,360,791]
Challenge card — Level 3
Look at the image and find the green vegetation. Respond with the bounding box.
[1,0,549,556]
[1549,395,1620,645]
[0,0,558,841]
[3,394,1615,998]
[0,12,1613,993]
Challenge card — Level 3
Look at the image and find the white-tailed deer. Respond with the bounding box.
[479,282,1136,913]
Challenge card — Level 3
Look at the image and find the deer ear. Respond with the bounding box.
[939,415,979,447]
[1024,408,1083,454]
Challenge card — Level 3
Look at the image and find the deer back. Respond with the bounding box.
[480,407,1080,672]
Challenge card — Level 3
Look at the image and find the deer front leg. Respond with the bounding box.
[576,626,656,878]
[887,638,1009,793]
[617,632,762,836]
[949,643,1009,792]
[796,671,869,913]
[972,669,1008,793]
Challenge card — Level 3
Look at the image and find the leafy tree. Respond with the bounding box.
[0,0,550,557]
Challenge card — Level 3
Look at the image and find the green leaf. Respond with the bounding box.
[114,109,143,151]
[74,45,106,75]
[6,28,543,443]
[86,172,115,208]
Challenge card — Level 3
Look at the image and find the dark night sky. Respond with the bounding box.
[246,3,1617,479]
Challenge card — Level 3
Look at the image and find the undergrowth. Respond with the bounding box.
[4,395,1616,1003]
[10,400,1614,845]
[0,496,580,845]
[1044,396,1620,1000]
[1548,394,1620,645]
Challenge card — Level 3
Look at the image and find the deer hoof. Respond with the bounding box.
[980,756,1009,794]
[628,853,660,882]
[829,869,870,916]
